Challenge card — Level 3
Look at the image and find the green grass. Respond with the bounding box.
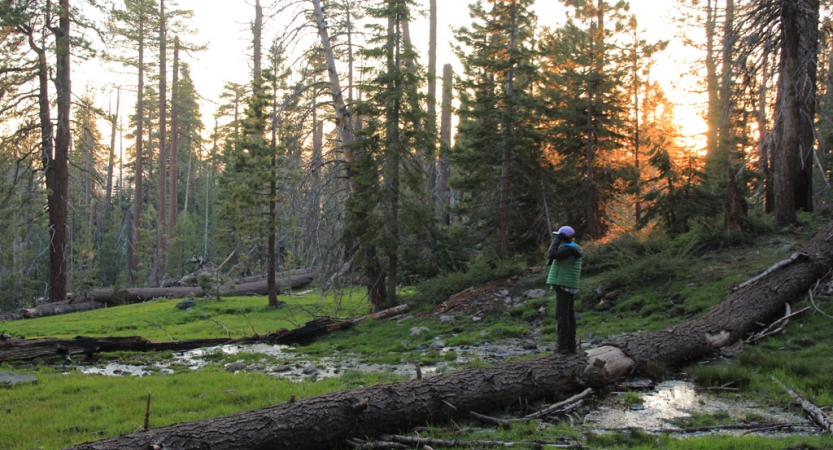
[0,367,407,450]
[2,290,370,341]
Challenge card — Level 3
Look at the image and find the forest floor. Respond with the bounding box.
[2,218,833,449]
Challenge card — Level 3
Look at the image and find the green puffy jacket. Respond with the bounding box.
[546,241,583,288]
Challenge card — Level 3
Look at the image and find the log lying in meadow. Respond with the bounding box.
[87,268,317,304]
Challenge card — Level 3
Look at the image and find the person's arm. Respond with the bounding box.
[546,239,559,265]
[554,243,582,260]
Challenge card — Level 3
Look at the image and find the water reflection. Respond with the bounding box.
[586,380,804,434]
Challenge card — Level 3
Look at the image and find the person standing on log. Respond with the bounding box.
[546,225,583,354]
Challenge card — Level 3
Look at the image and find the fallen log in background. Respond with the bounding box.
[0,336,231,362]
[0,305,412,363]
[0,300,105,323]
[87,268,317,304]
[0,269,319,323]
[66,220,833,450]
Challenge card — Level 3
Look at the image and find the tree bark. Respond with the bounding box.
[128,6,146,285]
[775,0,819,226]
[383,13,401,309]
[48,0,71,303]
[437,63,453,226]
[704,0,720,177]
[312,0,355,170]
[169,36,179,237]
[67,220,833,450]
[425,0,438,194]
[156,0,168,280]
[104,88,120,224]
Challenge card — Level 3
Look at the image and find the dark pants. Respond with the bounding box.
[555,287,576,353]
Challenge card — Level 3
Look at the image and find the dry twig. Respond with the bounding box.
[808,279,833,319]
[144,320,174,341]
[733,252,808,291]
[470,411,512,428]
[526,388,594,419]
[209,318,231,339]
[745,304,811,343]
[772,376,832,433]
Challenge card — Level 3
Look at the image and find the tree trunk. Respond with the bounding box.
[48,0,71,303]
[67,219,833,450]
[104,88,120,224]
[25,18,56,296]
[312,0,355,172]
[756,49,774,213]
[775,0,819,226]
[585,0,607,240]
[499,0,517,259]
[437,63,453,226]
[310,118,323,261]
[157,0,168,279]
[383,13,401,308]
[793,0,819,214]
[631,22,641,222]
[169,36,179,237]
[719,0,746,229]
[425,0,438,194]
[704,0,720,179]
[129,8,146,285]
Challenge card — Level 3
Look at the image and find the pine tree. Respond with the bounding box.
[339,0,433,310]
[538,0,634,238]
[108,0,158,285]
[452,0,544,255]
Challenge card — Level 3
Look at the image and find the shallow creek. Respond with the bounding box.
[76,339,544,381]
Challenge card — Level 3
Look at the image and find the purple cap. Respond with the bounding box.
[557,226,575,238]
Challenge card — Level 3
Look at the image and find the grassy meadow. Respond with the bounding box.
[2,215,833,449]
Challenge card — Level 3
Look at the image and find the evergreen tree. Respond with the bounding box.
[537,1,633,239]
[108,0,158,285]
[452,0,544,255]
[339,0,433,310]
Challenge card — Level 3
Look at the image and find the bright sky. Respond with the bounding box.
[75,0,704,147]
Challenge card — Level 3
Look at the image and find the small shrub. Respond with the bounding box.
[402,257,523,307]
[622,391,643,406]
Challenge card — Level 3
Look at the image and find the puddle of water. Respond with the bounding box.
[585,380,806,435]
[77,363,154,377]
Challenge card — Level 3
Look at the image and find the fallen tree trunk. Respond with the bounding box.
[67,221,833,450]
[0,300,105,323]
[87,268,316,304]
[0,305,413,363]
[0,336,231,362]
